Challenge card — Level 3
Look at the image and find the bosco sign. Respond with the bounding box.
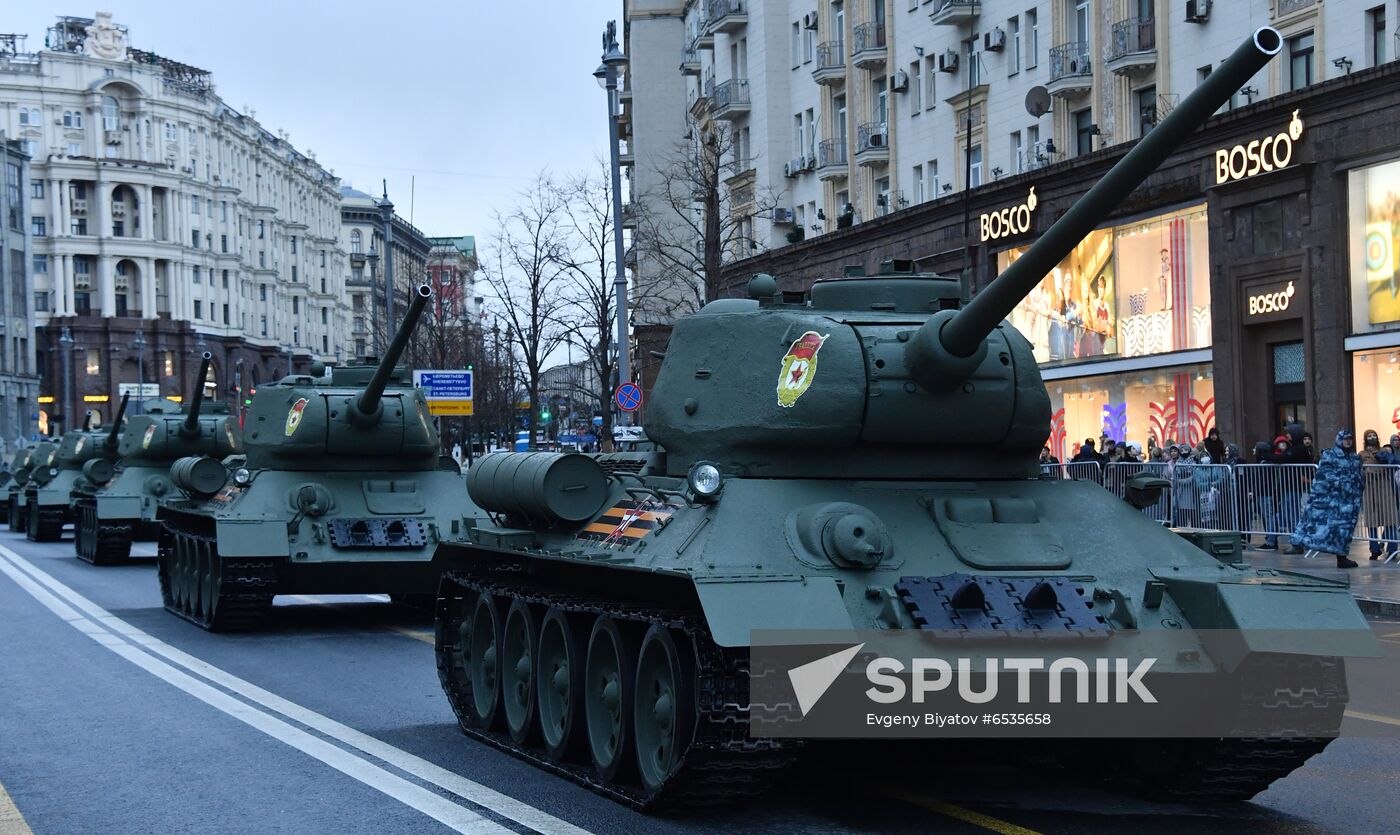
[980,187,1038,243]
[1247,280,1296,316]
[1215,110,1304,185]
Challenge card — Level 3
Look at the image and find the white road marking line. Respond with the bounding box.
[0,552,507,835]
[0,778,34,835]
[0,544,593,835]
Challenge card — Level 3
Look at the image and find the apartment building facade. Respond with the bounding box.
[0,134,40,448]
[339,186,431,358]
[1,14,349,428]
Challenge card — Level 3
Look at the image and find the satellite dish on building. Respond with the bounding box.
[1025,86,1051,118]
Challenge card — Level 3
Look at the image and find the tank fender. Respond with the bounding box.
[215,520,292,557]
[694,577,854,648]
[1153,571,1382,671]
[96,496,143,520]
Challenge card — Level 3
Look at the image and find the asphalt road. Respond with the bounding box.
[1,528,1397,835]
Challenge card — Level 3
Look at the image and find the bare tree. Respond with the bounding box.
[481,175,572,446]
[630,119,781,321]
[553,165,618,450]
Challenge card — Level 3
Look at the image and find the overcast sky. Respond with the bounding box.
[16,1,622,238]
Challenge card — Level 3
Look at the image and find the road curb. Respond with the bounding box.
[1356,597,1400,618]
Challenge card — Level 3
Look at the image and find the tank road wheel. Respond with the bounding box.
[467,593,507,730]
[634,625,697,796]
[502,599,540,745]
[537,606,587,763]
[585,615,637,783]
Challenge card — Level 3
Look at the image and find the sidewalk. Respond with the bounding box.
[1242,540,1400,617]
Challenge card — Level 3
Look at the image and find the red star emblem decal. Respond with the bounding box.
[790,365,804,383]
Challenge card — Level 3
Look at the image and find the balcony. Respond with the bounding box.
[928,0,980,26]
[874,190,906,218]
[813,41,845,85]
[111,202,127,218]
[851,22,886,68]
[710,78,750,120]
[680,45,700,75]
[855,122,890,166]
[1105,16,1156,76]
[1047,41,1092,98]
[817,138,848,180]
[620,202,637,230]
[619,139,635,167]
[71,199,88,215]
[706,0,746,33]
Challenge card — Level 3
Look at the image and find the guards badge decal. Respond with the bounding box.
[777,331,829,408]
[285,398,309,436]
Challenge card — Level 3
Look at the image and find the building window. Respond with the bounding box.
[1370,6,1387,67]
[805,25,816,62]
[33,254,47,274]
[257,219,265,239]
[969,145,982,187]
[18,107,38,126]
[1011,130,1023,173]
[220,201,228,222]
[260,315,268,336]
[31,217,46,237]
[1026,9,1038,69]
[1074,108,1095,156]
[193,267,201,287]
[321,307,329,325]
[910,60,922,113]
[1288,32,1314,91]
[966,38,980,87]
[192,230,200,247]
[293,297,301,315]
[30,180,44,199]
[791,21,802,67]
[320,250,327,268]
[34,292,49,312]
[102,95,119,131]
[912,164,924,203]
[355,338,366,355]
[68,143,83,157]
[259,251,266,268]
[191,195,200,215]
[86,349,101,375]
[1008,16,1021,76]
[193,300,203,320]
[63,110,81,128]
[1136,85,1157,138]
[223,304,230,324]
[259,284,267,302]
[222,270,229,288]
[290,236,297,254]
[221,234,228,252]
[291,265,298,283]
[164,123,176,141]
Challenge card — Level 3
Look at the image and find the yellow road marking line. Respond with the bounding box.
[0,780,34,835]
[883,788,1042,835]
[1345,709,1400,728]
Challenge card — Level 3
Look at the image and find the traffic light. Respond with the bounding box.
[540,407,551,423]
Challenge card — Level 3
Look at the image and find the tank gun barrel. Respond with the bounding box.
[353,284,432,422]
[935,28,1282,361]
[182,352,214,436]
[106,392,130,449]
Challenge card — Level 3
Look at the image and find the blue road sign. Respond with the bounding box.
[413,369,474,416]
[615,382,642,412]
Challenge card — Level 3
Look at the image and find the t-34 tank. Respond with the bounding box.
[4,447,46,532]
[430,29,1378,810]
[25,396,130,542]
[72,353,241,564]
[157,285,478,630]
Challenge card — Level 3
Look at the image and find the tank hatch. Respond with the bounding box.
[808,260,962,314]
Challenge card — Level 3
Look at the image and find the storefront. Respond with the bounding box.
[1348,156,1400,439]
[997,205,1215,458]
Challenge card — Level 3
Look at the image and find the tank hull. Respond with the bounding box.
[157,467,472,630]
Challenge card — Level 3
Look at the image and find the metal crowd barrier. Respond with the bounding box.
[1082,461,1400,549]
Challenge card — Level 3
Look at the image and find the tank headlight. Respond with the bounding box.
[232,467,252,487]
[687,461,723,501]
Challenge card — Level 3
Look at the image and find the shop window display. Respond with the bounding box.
[1001,205,1211,364]
[1352,348,1400,436]
[1045,363,1215,460]
[1349,158,1400,332]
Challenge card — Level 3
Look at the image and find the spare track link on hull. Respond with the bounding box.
[435,570,795,811]
[158,522,276,631]
[74,500,135,565]
[1085,654,1347,801]
[26,504,65,542]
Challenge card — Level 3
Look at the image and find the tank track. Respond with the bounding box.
[74,500,135,565]
[436,569,796,811]
[1087,654,1347,801]
[26,503,65,542]
[9,496,28,533]
[158,522,277,631]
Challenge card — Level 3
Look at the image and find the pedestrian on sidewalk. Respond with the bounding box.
[1204,427,1227,465]
[1361,430,1392,559]
[1292,429,1365,569]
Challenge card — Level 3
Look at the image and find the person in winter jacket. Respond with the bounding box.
[1193,452,1228,528]
[1360,430,1393,558]
[1292,430,1365,568]
[1071,438,1106,465]
[1374,435,1400,561]
[1203,428,1227,465]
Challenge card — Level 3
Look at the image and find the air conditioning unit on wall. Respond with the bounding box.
[1185,0,1212,23]
[802,12,819,30]
[938,49,959,73]
[984,28,1006,52]
[772,207,795,224]
[890,70,909,92]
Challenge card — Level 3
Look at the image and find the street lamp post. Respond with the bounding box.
[59,327,74,434]
[595,22,631,427]
[378,183,395,339]
[366,245,381,356]
[132,329,146,414]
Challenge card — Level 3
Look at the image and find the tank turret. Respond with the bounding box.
[241,284,436,471]
[647,29,1283,480]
